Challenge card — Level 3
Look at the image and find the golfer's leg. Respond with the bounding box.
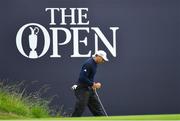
[72,89,89,117]
[88,92,105,116]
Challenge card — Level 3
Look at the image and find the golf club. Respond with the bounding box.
[94,90,108,117]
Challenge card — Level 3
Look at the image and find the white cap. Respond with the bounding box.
[93,50,109,61]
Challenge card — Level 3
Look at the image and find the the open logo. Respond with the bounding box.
[16,23,50,59]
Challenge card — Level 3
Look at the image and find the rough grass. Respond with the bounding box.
[0,81,180,120]
[0,112,23,119]
[0,81,51,119]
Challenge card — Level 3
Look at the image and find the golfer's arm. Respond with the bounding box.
[80,64,94,86]
[81,76,93,86]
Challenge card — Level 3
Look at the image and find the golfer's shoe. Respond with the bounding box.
[71,84,78,90]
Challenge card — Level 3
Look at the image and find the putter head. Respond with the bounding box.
[71,84,78,90]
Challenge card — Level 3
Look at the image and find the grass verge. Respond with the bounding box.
[0,81,51,119]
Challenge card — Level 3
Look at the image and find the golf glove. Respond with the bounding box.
[71,84,78,90]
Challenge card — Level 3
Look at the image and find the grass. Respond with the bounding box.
[0,81,180,120]
[65,114,180,120]
[1,114,179,120]
[31,114,180,120]
[0,80,51,119]
[0,112,23,119]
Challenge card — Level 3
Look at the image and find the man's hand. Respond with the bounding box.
[92,82,101,90]
[71,85,78,90]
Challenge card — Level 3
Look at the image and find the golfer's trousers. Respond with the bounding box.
[72,86,104,117]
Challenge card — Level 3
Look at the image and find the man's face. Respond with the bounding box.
[96,55,105,64]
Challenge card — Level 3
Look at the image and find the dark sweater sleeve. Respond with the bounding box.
[79,64,94,86]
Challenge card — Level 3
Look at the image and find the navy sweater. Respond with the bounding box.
[78,58,97,87]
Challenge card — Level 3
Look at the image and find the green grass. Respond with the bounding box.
[0,81,51,119]
[42,114,180,120]
[1,114,178,120]
[69,114,180,120]
[0,81,180,120]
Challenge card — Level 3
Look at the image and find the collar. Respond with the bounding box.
[92,58,97,66]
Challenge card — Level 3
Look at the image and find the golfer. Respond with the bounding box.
[71,50,108,117]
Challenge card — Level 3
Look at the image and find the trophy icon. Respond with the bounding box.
[28,27,39,58]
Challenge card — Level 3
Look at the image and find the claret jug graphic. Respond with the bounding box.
[28,27,39,58]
